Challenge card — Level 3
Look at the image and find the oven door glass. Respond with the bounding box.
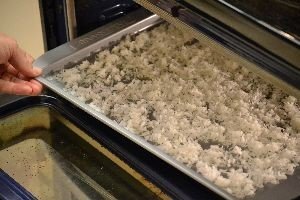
[0,106,165,200]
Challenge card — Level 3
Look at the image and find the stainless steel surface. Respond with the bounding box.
[187,0,300,61]
[35,9,234,200]
[214,0,300,45]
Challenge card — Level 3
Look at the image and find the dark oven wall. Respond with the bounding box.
[75,0,139,36]
[40,0,139,50]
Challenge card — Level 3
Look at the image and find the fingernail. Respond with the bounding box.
[33,67,42,75]
[15,85,32,95]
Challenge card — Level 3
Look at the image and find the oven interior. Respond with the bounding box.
[0,105,168,200]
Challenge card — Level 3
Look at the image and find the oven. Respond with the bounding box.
[0,1,299,200]
[40,0,140,50]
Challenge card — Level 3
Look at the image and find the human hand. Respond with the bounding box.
[0,33,42,95]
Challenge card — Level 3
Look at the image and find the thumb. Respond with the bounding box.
[9,46,41,77]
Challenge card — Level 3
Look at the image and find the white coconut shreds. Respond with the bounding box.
[48,24,300,199]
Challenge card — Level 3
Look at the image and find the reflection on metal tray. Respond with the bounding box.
[0,106,166,200]
[34,8,300,200]
[217,0,300,43]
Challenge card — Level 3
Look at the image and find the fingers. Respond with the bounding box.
[5,63,18,76]
[0,72,43,95]
[25,52,34,63]
[4,64,43,95]
[8,43,41,78]
[29,79,43,95]
[0,79,32,95]
[0,33,43,95]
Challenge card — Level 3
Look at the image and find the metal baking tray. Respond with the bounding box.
[34,8,300,200]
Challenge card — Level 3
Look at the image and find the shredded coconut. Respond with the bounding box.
[49,24,300,199]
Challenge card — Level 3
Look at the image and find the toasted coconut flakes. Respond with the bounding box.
[49,24,300,199]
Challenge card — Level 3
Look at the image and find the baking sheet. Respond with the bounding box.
[35,9,233,200]
[35,8,300,200]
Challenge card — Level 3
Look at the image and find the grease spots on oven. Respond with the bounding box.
[0,114,162,200]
